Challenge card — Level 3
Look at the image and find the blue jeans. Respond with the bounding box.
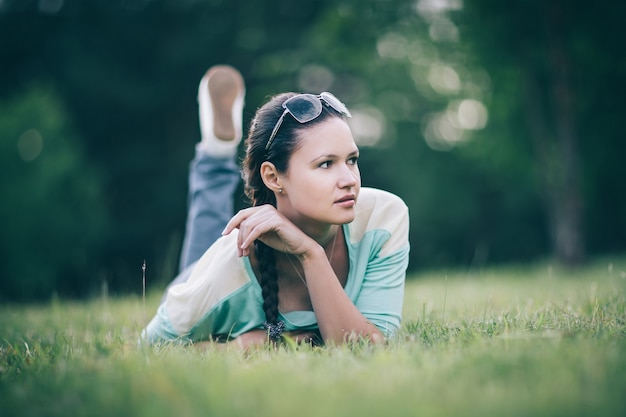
[166,147,240,291]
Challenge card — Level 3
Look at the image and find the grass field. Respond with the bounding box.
[1,256,625,417]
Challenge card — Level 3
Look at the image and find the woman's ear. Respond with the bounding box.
[260,161,282,194]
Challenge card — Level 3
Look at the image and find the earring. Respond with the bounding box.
[278,188,283,194]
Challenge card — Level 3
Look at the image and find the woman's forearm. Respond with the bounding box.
[299,245,384,345]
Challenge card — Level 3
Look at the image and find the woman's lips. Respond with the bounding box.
[335,194,356,208]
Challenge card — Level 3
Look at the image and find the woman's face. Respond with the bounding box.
[277,117,361,231]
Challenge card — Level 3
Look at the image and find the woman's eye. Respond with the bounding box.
[319,161,331,168]
[348,156,359,165]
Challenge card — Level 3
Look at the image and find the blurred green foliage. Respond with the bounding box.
[0,84,109,299]
[0,0,624,301]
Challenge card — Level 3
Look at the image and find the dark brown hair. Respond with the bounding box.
[240,92,345,332]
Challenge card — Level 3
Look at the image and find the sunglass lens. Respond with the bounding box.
[320,92,351,117]
[284,95,322,123]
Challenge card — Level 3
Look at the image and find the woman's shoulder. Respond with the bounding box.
[188,231,249,284]
[356,187,408,212]
[168,231,252,303]
[350,187,409,242]
[164,231,255,336]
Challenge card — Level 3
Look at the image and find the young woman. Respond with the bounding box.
[142,65,410,348]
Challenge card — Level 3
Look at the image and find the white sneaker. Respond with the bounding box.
[197,65,245,157]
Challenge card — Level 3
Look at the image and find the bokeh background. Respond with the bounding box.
[1,0,625,301]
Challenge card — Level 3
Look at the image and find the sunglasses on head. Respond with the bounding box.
[265,92,352,151]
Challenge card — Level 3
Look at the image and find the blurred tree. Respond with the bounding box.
[0,0,342,297]
[291,0,626,268]
[1,0,624,300]
[289,0,551,268]
[0,84,109,300]
[458,0,626,265]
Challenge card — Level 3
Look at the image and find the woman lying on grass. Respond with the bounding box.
[142,65,410,349]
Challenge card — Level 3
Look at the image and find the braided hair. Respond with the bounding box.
[241,92,344,340]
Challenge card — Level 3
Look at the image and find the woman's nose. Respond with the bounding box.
[337,164,358,188]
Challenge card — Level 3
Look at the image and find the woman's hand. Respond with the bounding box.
[231,329,269,349]
[283,330,321,346]
[194,330,270,351]
[222,205,316,257]
[224,206,384,346]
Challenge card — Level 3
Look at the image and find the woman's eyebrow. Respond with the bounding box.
[309,154,335,164]
[309,149,359,164]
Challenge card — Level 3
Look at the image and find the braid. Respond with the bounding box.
[241,92,341,340]
[241,95,295,340]
[256,241,279,324]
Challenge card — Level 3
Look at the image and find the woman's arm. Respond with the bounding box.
[298,244,384,344]
[223,204,384,345]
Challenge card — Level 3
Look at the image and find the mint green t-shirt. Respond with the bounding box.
[142,187,410,344]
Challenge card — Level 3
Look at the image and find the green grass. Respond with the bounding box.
[1,257,625,417]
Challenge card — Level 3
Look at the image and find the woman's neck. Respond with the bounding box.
[301,223,340,247]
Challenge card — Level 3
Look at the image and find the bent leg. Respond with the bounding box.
[178,146,240,271]
[178,65,245,273]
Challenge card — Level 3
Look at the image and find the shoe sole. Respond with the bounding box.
[206,66,244,141]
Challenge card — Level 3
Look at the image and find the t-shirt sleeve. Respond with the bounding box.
[140,232,254,345]
[353,191,410,338]
[141,303,192,345]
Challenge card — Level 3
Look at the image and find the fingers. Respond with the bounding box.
[221,206,254,236]
[284,330,319,345]
[223,205,314,258]
[222,205,281,256]
[238,210,277,255]
[232,329,269,349]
